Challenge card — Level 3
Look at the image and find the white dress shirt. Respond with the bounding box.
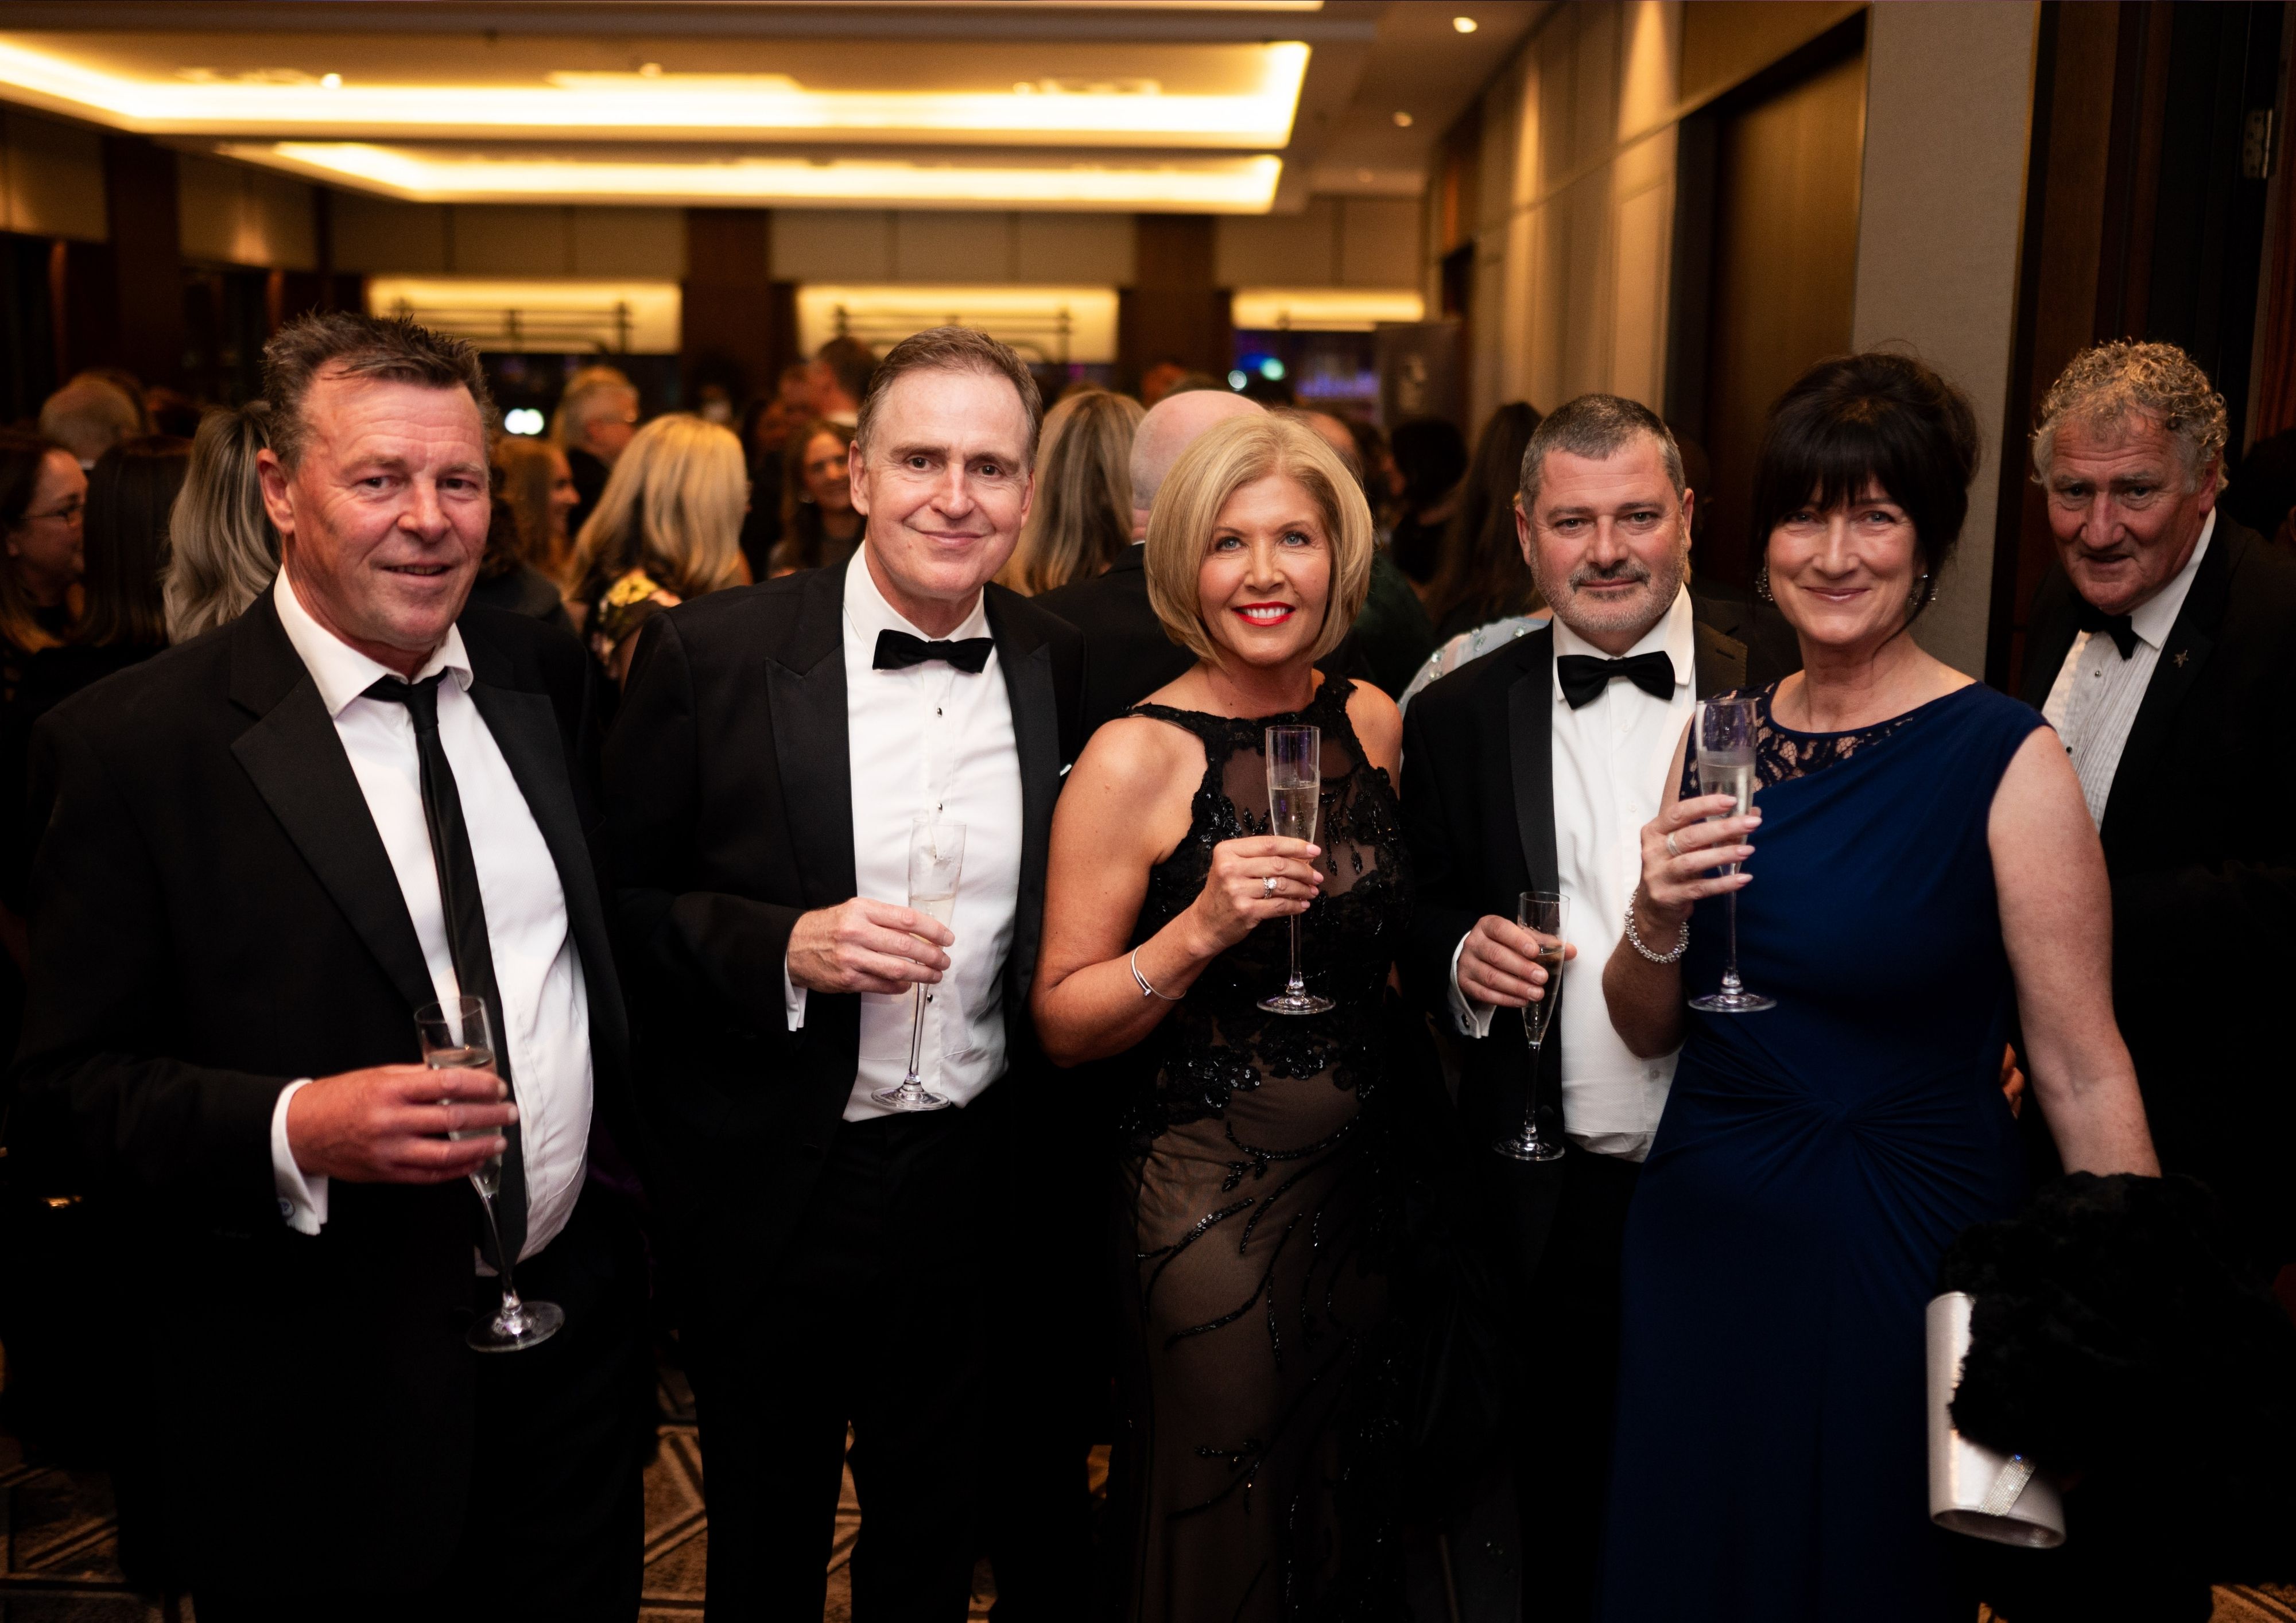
[784,548,1024,1121]
[1449,587,1696,1161]
[2042,511,2213,826]
[267,572,594,1260]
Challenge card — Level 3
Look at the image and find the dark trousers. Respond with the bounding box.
[685,1103,991,1623]
[1485,1141,1640,1623]
[195,1181,654,1622]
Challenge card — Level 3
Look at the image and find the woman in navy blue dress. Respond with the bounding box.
[1596,354,2159,1620]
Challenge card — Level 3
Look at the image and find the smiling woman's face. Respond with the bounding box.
[1765,477,1923,653]
[1195,472,1332,674]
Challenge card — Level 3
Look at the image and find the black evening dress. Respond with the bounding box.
[1600,682,2045,1621]
[1110,676,1409,1622]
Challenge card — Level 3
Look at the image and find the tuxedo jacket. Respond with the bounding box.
[2018,517,2296,1265]
[1033,545,1191,742]
[1399,595,1794,1277]
[8,595,632,1593]
[602,566,1088,1314]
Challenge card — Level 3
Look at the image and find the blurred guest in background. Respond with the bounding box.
[1387,415,1471,587]
[2019,341,2296,1275]
[1037,388,1263,734]
[163,403,279,644]
[1138,360,1188,407]
[491,435,580,582]
[470,497,577,635]
[1000,386,1142,595]
[1428,402,1544,640]
[1600,353,2155,1621]
[809,335,876,426]
[766,418,860,578]
[2223,424,2296,546]
[553,365,641,538]
[145,387,203,440]
[29,435,183,705]
[736,363,815,580]
[1287,407,1434,697]
[39,375,144,471]
[568,413,747,682]
[0,432,86,664]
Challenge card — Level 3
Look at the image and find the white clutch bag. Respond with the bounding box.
[1926,1292,2066,1548]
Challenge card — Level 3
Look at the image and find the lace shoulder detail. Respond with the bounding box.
[1679,681,1918,798]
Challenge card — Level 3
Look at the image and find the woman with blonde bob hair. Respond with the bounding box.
[567,412,747,678]
[1030,411,1410,1620]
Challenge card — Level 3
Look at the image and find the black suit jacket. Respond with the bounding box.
[603,566,1088,1314]
[1399,596,1794,1279]
[8,595,631,1594]
[1034,545,1193,740]
[2017,517,2296,1264]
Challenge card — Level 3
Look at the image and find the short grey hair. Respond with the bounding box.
[1519,393,1686,514]
[2032,340,2228,493]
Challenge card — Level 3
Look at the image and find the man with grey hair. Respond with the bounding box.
[1401,391,1794,1621]
[553,364,639,537]
[2019,339,2296,1275]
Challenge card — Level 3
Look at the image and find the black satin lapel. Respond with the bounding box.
[1690,622,1748,699]
[1506,637,1558,890]
[2100,528,2233,840]
[766,611,857,911]
[466,682,628,1067]
[1003,642,1060,996]
[232,675,437,1016]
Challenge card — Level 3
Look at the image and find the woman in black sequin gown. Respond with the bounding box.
[1033,414,1409,1621]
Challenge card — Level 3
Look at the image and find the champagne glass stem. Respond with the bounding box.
[1522,1033,1545,1145]
[1723,890,1743,996]
[475,1186,524,1323]
[905,982,927,1089]
[1287,914,1305,998]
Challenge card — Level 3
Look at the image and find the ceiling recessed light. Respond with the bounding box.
[1453,15,1479,33]
[638,62,662,78]
[320,72,341,90]
[1356,167,1374,182]
[1392,110,1413,127]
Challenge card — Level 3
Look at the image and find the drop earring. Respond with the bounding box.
[1755,564,1774,603]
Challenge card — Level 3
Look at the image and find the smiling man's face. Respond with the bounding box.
[1522,437,1692,656]
[2043,412,2216,618]
[259,367,491,675]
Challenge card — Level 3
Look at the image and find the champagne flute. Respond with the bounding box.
[1492,891,1570,1162]
[1258,724,1334,1016]
[1685,698,1775,1014]
[875,817,965,1112]
[415,996,564,1353]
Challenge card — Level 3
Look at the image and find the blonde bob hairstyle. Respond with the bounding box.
[1142,412,1373,667]
[567,413,747,607]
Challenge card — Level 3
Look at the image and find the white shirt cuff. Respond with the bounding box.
[270,1078,329,1236]
[784,957,808,1032]
[1448,934,1498,1039]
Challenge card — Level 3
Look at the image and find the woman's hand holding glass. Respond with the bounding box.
[1183,835,1322,955]
[1636,792,1760,933]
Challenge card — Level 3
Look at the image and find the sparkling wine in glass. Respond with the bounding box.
[1259,724,1333,1016]
[876,817,966,1112]
[1686,698,1775,1015]
[1494,891,1570,1162]
[416,996,563,1353]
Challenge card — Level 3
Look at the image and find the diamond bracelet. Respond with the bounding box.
[1623,891,1690,964]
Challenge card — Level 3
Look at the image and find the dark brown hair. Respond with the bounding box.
[261,310,497,469]
[854,326,1044,467]
[1751,352,1979,622]
[79,434,188,649]
[0,430,75,653]
[1430,400,1544,631]
[816,336,878,407]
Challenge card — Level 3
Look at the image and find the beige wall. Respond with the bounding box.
[1852,1,2039,677]
[178,153,317,270]
[0,111,103,241]
[1216,195,1419,288]
[331,196,687,278]
[769,210,1135,284]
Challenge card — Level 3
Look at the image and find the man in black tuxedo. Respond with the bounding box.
[2018,340,2296,1274]
[11,312,650,1619]
[1401,395,1795,1620]
[1036,386,1261,736]
[606,327,1089,1621]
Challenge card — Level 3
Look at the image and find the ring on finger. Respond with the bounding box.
[1263,875,1278,897]
[1665,832,1682,858]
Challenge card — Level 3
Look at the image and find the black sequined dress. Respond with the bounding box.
[1111,677,1407,1622]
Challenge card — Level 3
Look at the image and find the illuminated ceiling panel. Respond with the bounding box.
[220,142,1285,212]
[0,35,1308,148]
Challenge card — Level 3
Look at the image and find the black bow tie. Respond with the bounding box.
[2074,599,2139,659]
[874,628,994,674]
[1557,650,1676,709]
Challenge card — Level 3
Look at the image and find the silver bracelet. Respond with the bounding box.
[1623,890,1690,964]
[1130,948,1182,1001]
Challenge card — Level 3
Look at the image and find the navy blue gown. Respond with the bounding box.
[1599,682,2045,1621]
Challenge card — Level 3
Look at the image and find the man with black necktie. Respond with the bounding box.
[10,312,650,1619]
[1400,394,1795,1620]
[2019,341,2296,1276]
[606,327,1088,1621]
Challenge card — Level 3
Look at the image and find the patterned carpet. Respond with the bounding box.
[0,1368,2282,1621]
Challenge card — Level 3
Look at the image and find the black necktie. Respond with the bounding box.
[2074,599,2139,659]
[874,628,994,674]
[1556,650,1676,709]
[362,672,528,1268]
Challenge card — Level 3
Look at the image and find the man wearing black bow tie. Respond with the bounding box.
[606,327,1087,1620]
[1400,394,1794,1620]
[2019,342,2296,1278]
